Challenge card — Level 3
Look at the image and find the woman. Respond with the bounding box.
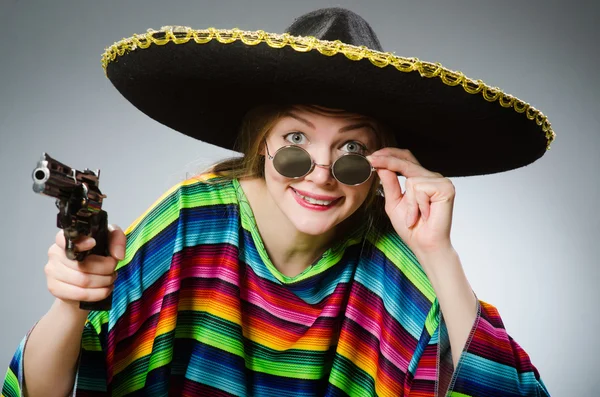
[3,8,552,397]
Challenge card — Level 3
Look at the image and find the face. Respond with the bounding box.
[262,106,378,237]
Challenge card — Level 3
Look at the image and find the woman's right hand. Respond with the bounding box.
[45,225,126,308]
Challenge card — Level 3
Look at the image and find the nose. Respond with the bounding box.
[305,149,335,186]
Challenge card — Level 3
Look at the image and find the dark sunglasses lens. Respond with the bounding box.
[273,146,312,178]
[333,154,372,185]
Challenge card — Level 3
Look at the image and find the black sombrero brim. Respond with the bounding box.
[102,27,555,177]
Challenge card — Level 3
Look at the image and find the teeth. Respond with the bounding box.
[302,195,332,205]
[296,191,333,206]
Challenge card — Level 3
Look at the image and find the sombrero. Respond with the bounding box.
[101,7,555,177]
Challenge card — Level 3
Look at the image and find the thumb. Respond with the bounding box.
[107,224,126,261]
[377,168,403,204]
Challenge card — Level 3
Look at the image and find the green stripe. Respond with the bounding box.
[246,356,325,379]
[424,299,441,337]
[82,319,106,351]
[1,368,19,397]
[118,178,238,271]
[328,354,373,396]
[175,312,245,357]
[111,356,150,397]
[371,232,435,302]
[147,332,175,372]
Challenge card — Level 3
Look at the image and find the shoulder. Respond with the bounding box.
[116,173,239,270]
[124,173,236,233]
[363,197,414,261]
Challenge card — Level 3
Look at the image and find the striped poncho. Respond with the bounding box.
[3,174,549,396]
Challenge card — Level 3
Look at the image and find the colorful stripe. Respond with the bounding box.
[3,175,549,396]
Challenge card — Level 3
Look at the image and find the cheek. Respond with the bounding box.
[264,158,290,189]
[344,183,372,208]
[352,177,379,210]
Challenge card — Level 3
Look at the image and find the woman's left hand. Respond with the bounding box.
[369,149,478,370]
[367,148,456,260]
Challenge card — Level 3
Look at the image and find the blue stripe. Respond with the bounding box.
[452,352,548,396]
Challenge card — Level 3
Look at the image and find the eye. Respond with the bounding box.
[341,141,367,154]
[284,132,308,145]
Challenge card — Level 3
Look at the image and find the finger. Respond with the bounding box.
[47,278,114,303]
[412,177,456,203]
[376,168,403,203]
[411,178,456,222]
[371,147,422,165]
[415,188,431,221]
[107,224,127,261]
[54,231,96,252]
[407,177,442,222]
[403,179,419,228]
[368,154,437,179]
[46,260,117,289]
[48,244,118,276]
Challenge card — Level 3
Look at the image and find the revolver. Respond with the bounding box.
[32,153,112,311]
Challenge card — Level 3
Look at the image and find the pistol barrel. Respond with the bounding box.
[32,153,80,199]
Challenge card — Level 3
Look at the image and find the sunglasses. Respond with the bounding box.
[265,143,375,186]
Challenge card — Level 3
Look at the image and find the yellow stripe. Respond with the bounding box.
[336,340,377,379]
[179,297,243,326]
[243,325,331,352]
[124,174,217,235]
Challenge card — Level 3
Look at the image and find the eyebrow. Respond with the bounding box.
[284,112,315,129]
[284,112,376,134]
[338,122,376,134]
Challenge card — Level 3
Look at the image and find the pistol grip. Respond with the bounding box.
[79,210,113,311]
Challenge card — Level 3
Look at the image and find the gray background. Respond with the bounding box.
[0,0,598,395]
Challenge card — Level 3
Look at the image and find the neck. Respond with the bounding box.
[239,178,336,278]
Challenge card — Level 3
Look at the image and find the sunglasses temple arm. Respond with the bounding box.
[264,141,274,160]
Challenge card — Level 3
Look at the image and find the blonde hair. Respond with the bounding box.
[209,104,396,228]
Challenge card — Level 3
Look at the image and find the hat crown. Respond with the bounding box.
[285,8,383,52]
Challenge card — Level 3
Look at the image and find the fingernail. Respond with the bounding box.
[116,246,125,260]
[85,237,96,248]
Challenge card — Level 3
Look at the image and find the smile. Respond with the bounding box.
[291,188,342,210]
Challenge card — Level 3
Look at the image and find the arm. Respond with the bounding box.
[420,248,549,396]
[21,300,90,397]
[2,299,107,397]
[368,149,549,396]
[419,247,477,370]
[2,227,123,397]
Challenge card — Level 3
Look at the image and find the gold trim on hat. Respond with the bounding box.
[101,26,555,149]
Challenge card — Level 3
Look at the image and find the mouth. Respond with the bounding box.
[291,187,342,210]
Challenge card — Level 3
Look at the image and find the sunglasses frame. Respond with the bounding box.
[265,143,375,186]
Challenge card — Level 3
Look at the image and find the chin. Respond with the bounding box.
[287,213,340,236]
